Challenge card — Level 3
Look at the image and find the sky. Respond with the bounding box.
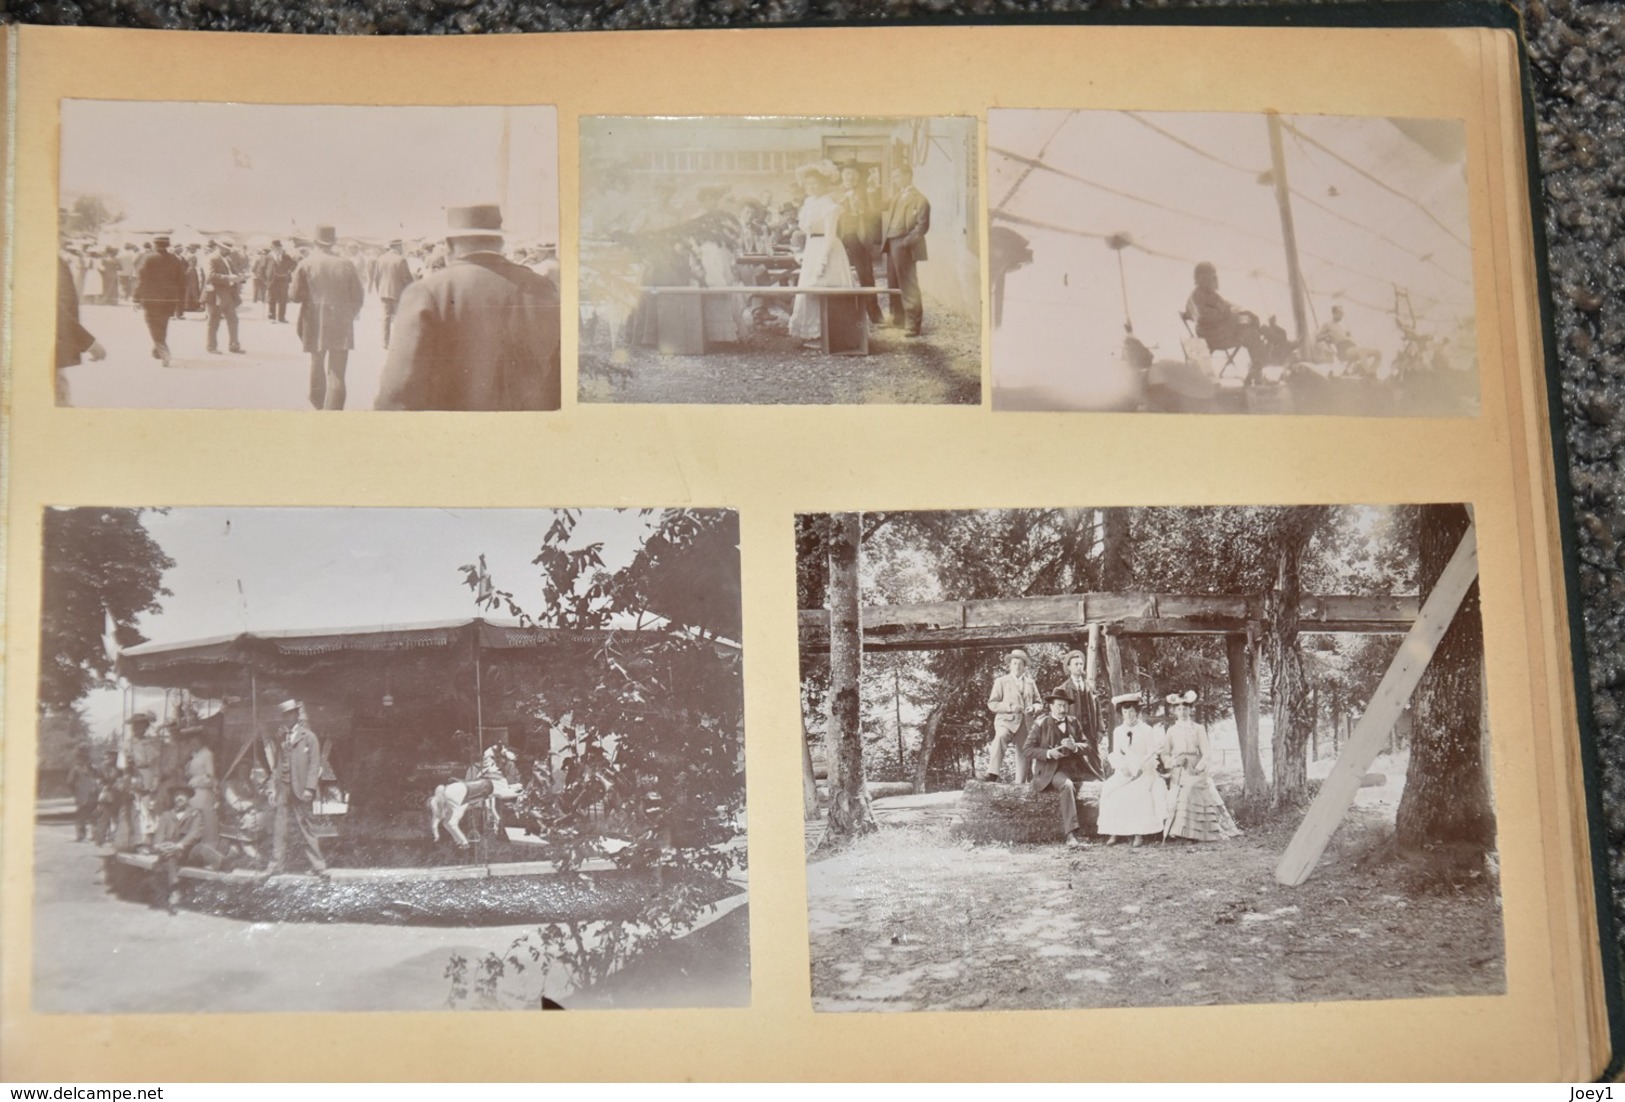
[60,102,559,244]
[989,110,1475,396]
[76,507,663,735]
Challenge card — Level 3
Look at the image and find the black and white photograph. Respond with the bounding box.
[578,115,981,406]
[797,504,1499,1011]
[32,507,746,1012]
[55,102,561,411]
[988,110,1479,417]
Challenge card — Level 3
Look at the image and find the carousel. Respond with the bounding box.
[103,617,743,924]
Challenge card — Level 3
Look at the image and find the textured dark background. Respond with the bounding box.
[8,0,1623,1012]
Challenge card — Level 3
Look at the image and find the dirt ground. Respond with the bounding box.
[806,807,1504,1013]
[578,307,981,405]
[30,820,748,1013]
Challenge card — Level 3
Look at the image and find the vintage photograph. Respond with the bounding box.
[578,115,981,406]
[32,507,746,1012]
[798,505,1500,1011]
[988,110,1479,417]
[55,102,561,411]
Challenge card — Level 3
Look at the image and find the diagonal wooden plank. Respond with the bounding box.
[1275,522,1479,887]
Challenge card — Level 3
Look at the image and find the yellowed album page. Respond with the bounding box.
[2,22,1605,1081]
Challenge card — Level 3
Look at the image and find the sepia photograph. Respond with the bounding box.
[988,110,1479,417]
[797,504,1499,1012]
[55,102,561,412]
[578,115,981,406]
[32,507,746,1012]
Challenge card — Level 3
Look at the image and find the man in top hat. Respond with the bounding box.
[132,236,189,366]
[202,240,246,356]
[268,699,327,875]
[1052,649,1103,779]
[880,164,931,337]
[985,647,1042,784]
[374,204,561,412]
[1024,688,1093,846]
[263,240,297,324]
[374,239,416,350]
[290,226,366,410]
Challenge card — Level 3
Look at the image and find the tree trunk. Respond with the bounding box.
[1395,504,1493,850]
[801,710,819,820]
[824,513,876,838]
[913,703,945,794]
[1101,508,1132,590]
[1267,506,1324,809]
[1226,632,1267,802]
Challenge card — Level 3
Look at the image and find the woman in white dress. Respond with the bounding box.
[789,161,859,348]
[1163,690,1241,842]
[1097,691,1169,846]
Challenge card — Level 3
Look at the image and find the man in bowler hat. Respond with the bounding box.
[290,225,365,410]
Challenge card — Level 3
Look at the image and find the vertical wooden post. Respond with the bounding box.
[1104,631,1124,700]
[1276,524,1479,886]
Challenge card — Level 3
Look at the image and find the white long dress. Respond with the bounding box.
[789,193,858,341]
[1164,720,1240,841]
[1097,721,1170,836]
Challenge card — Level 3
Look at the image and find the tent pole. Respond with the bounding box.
[474,628,484,752]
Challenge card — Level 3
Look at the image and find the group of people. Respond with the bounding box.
[984,647,1241,849]
[55,204,562,412]
[602,158,932,351]
[66,699,333,913]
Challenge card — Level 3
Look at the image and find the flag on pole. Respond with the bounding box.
[475,555,495,602]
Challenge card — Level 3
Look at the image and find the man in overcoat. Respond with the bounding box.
[263,240,297,324]
[880,165,931,337]
[268,699,327,875]
[202,240,245,355]
[375,204,561,411]
[290,225,365,410]
[132,236,188,366]
[373,239,415,350]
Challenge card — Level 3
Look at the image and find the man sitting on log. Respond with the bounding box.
[1023,688,1093,848]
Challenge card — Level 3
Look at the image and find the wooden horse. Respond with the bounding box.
[428,745,522,847]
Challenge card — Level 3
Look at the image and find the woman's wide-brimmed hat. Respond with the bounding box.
[1112,691,1144,708]
[1167,689,1199,706]
[795,160,839,185]
[277,699,300,714]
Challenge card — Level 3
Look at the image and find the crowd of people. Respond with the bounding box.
[590,158,932,350]
[56,203,562,411]
[983,647,1242,849]
[66,699,336,913]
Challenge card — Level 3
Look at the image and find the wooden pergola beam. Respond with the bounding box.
[797,591,1419,653]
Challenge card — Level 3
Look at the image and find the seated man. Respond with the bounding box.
[1315,305,1382,377]
[1184,261,1267,379]
[1023,689,1092,848]
[151,789,223,913]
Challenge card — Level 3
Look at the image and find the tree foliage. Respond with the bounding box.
[39,508,174,711]
[449,509,745,1005]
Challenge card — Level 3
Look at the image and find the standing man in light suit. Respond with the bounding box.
[985,648,1042,784]
[268,699,327,875]
[880,164,931,338]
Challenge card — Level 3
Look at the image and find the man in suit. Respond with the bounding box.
[201,240,245,355]
[836,163,884,324]
[290,225,365,410]
[56,254,105,402]
[1053,649,1103,779]
[263,240,297,324]
[1024,689,1092,847]
[880,165,931,337]
[268,699,327,875]
[374,239,416,350]
[375,204,561,411]
[132,236,188,366]
[985,647,1042,784]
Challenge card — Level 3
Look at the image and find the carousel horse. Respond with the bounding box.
[428,745,522,847]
